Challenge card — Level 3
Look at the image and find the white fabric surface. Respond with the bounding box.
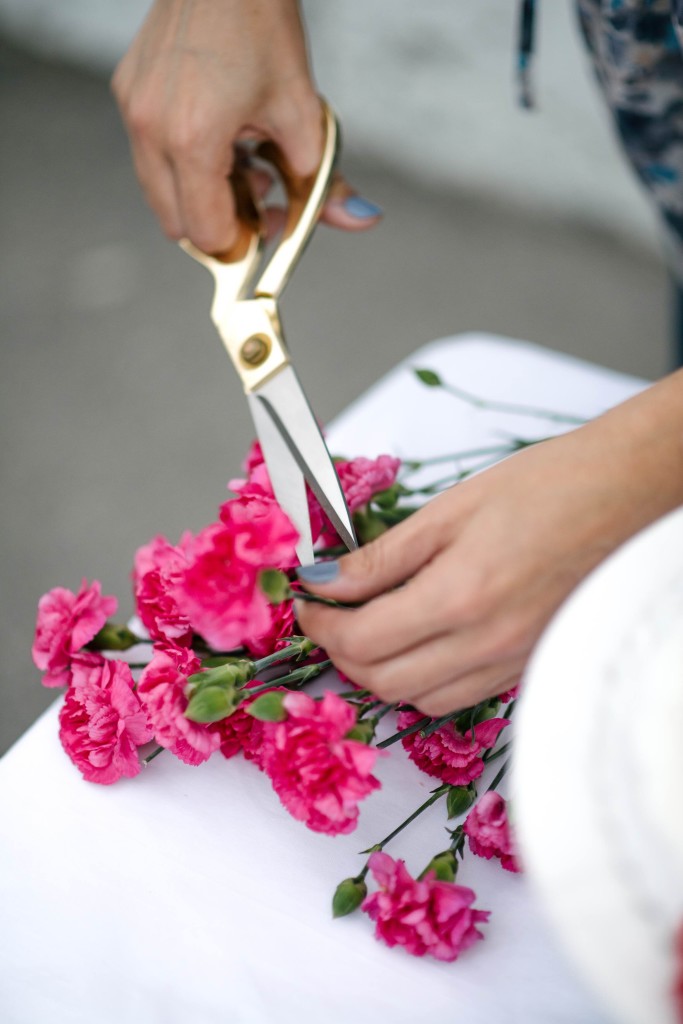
[0,334,645,1024]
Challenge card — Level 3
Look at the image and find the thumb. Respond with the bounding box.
[296,512,439,604]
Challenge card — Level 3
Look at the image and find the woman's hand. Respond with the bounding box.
[112,0,381,252]
[296,371,683,715]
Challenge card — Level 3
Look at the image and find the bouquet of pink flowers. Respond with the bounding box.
[32,370,537,964]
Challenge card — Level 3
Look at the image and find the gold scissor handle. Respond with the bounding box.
[254,98,339,299]
[179,97,338,391]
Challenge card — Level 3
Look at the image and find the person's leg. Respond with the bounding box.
[575,0,683,368]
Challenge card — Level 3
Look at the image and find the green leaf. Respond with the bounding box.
[446,783,477,819]
[185,685,239,724]
[258,568,292,605]
[332,878,367,918]
[247,691,287,722]
[414,368,443,388]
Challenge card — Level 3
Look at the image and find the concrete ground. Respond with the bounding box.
[0,38,672,755]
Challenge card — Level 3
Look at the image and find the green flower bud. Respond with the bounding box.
[345,719,376,744]
[420,850,458,883]
[247,691,287,722]
[353,508,389,544]
[88,622,140,651]
[258,568,292,605]
[185,684,239,724]
[446,783,477,819]
[332,877,367,918]
[187,659,254,694]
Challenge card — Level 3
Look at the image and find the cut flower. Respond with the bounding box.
[261,690,382,835]
[362,852,489,961]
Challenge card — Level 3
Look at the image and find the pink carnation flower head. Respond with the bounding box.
[261,690,381,835]
[58,655,153,784]
[398,709,509,787]
[336,455,401,513]
[132,534,192,644]
[362,852,489,961]
[33,579,118,687]
[174,494,298,652]
[463,791,521,873]
[137,644,221,765]
[214,682,278,767]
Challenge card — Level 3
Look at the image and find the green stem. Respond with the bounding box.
[288,589,360,610]
[418,710,458,738]
[443,381,586,425]
[142,745,165,766]
[376,714,431,749]
[401,445,518,470]
[359,785,450,859]
[486,758,511,793]
[253,643,318,674]
[482,740,511,766]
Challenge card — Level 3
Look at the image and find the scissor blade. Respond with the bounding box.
[247,393,314,566]
[253,366,358,553]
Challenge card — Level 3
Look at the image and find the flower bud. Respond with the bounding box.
[88,622,140,651]
[247,691,286,722]
[185,684,240,723]
[332,877,368,918]
[345,719,376,744]
[187,659,254,694]
[447,783,477,819]
[353,508,388,544]
[258,568,292,605]
[421,850,458,883]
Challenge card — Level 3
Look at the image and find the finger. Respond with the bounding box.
[331,642,524,717]
[296,506,445,604]
[129,141,184,240]
[321,173,383,232]
[171,155,238,254]
[411,666,525,717]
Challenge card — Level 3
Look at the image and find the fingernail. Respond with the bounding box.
[342,195,383,219]
[296,560,340,584]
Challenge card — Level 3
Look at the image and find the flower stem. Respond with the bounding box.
[482,740,511,766]
[441,381,586,425]
[401,445,518,470]
[289,589,360,610]
[375,714,431,749]
[142,745,165,766]
[487,758,511,793]
[247,660,332,694]
[359,785,450,863]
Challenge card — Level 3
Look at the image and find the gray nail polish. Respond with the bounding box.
[296,560,340,584]
[343,195,383,219]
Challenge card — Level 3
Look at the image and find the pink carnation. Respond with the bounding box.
[463,792,521,873]
[137,644,221,765]
[229,456,325,544]
[214,682,275,766]
[261,690,381,835]
[174,494,298,651]
[33,579,118,687]
[398,710,509,787]
[244,589,296,659]
[58,655,153,784]
[498,684,520,703]
[132,534,192,644]
[362,852,489,961]
[336,455,401,513]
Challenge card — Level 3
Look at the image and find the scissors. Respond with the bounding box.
[179,99,357,567]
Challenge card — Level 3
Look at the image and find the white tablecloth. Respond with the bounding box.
[0,334,645,1024]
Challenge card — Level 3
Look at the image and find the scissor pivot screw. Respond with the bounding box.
[241,335,271,367]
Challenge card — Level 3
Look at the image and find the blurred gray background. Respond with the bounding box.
[0,1,673,755]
